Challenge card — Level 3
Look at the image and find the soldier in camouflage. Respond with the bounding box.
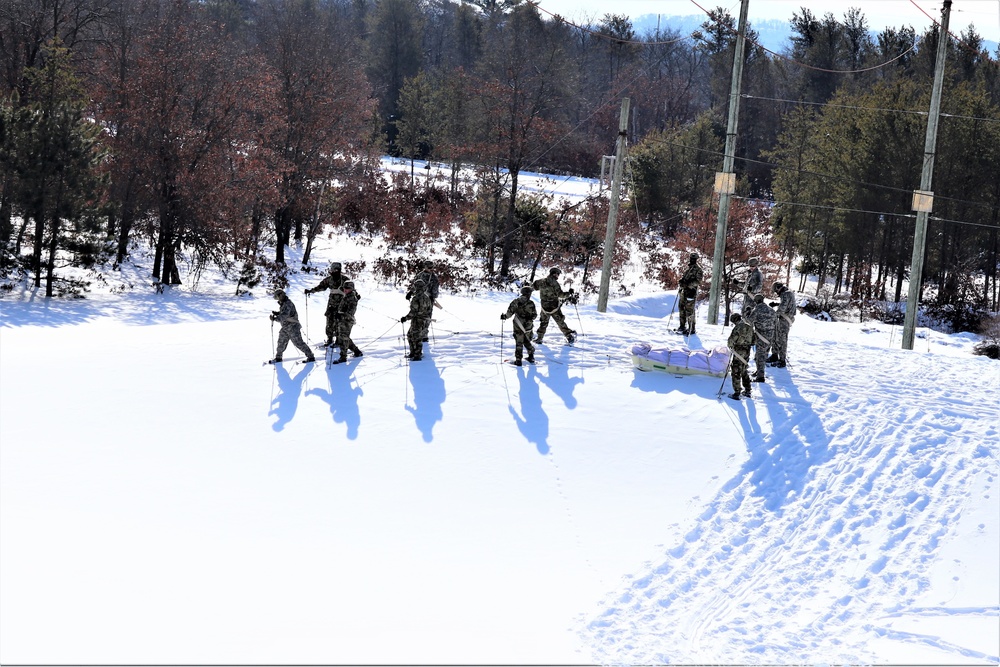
[742,257,763,315]
[331,281,363,364]
[269,290,316,364]
[501,286,537,366]
[726,312,754,400]
[677,252,703,335]
[769,281,796,368]
[746,292,777,382]
[400,278,434,361]
[407,260,440,303]
[305,261,352,348]
[532,267,576,345]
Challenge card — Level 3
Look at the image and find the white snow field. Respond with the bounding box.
[2,188,999,664]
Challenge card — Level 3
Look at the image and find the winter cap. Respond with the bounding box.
[273,289,286,299]
[730,313,742,323]
[344,281,355,290]
[549,267,561,275]
[520,286,533,297]
[772,282,784,292]
[689,253,699,262]
[748,257,759,266]
[423,260,434,268]
[330,262,342,271]
[754,293,765,304]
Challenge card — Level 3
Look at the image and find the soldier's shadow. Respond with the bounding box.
[305,360,364,439]
[269,362,314,432]
[406,356,446,442]
[537,347,584,409]
[509,365,549,455]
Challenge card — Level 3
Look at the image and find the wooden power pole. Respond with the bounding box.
[597,97,630,313]
[707,0,750,325]
[902,0,952,350]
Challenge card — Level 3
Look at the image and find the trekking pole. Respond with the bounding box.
[717,357,733,397]
[573,299,584,336]
[305,296,309,340]
[665,292,678,331]
[500,319,505,363]
[270,317,275,356]
[401,321,408,364]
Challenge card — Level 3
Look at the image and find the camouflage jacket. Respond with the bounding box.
[406,288,434,322]
[311,273,351,311]
[744,267,763,295]
[532,275,570,308]
[727,319,754,352]
[747,301,777,334]
[338,290,360,324]
[409,269,439,301]
[505,295,537,333]
[275,298,300,327]
[679,263,703,291]
[777,289,796,323]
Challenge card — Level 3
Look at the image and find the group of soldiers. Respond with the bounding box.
[725,264,797,401]
[676,253,798,401]
[269,260,580,366]
[269,254,795,394]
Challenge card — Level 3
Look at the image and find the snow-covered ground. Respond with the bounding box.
[2,190,999,663]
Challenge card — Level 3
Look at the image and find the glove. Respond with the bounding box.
[400,316,408,323]
[269,311,278,321]
[769,302,778,307]
[569,288,575,294]
[304,288,312,295]
[500,314,507,320]
[405,291,412,300]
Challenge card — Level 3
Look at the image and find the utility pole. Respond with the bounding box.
[707,0,749,326]
[902,0,952,350]
[597,97,630,313]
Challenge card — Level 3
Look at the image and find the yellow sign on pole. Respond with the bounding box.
[714,171,736,195]
[911,190,934,213]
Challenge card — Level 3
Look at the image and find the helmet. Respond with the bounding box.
[344,281,355,290]
[772,282,784,292]
[273,289,286,300]
[330,262,342,272]
[748,257,759,266]
[730,313,742,323]
[520,286,533,297]
[690,253,699,263]
[754,293,765,304]
[549,267,561,275]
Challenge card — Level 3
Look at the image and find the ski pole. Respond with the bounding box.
[666,292,678,331]
[573,300,584,336]
[305,296,309,340]
[500,319,505,363]
[717,357,733,397]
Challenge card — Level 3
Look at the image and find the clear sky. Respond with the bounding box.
[533,0,1000,42]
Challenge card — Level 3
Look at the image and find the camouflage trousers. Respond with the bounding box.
[730,347,752,394]
[334,318,361,357]
[741,294,756,316]
[511,324,535,361]
[537,304,573,342]
[679,298,696,333]
[754,330,773,376]
[407,317,430,357]
[774,317,791,362]
[277,323,312,358]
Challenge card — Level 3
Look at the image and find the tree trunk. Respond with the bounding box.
[45,215,59,297]
[499,167,519,279]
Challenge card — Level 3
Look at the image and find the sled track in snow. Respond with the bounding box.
[583,338,999,663]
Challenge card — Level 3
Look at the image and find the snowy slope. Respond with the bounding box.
[1,237,998,664]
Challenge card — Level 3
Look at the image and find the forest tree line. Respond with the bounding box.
[1,0,998,329]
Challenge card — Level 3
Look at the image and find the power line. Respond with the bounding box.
[742,94,1000,124]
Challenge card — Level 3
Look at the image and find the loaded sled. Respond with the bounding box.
[630,342,730,377]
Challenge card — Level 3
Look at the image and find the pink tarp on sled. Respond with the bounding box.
[630,342,730,377]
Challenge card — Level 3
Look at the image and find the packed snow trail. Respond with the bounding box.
[582,332,1000,663]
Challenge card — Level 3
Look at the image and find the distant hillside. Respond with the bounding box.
[631,13,998,55]
[632,14,791,52]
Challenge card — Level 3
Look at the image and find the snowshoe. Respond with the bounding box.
[513,359,523,366]
[728,392,742,400]
[566,332,576,344]
[742,390,752,398]
[526,354,535,364]
[353,349,364,358]
[304,357,316,364]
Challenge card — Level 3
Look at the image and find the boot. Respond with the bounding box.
[689,325,696,335]
[534,335,544,344]
[742,389,751,398]
[729,392,742,400]
[767,352,779,363]
[352,346,363,358]
[513,359,522,366]
[332,354,347,364]
[271,356,282,363]
[776,360,786,368]
[566,331,576,344]
[304,356,316,363]
[526,353,535,363]
[752,374,766,383]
